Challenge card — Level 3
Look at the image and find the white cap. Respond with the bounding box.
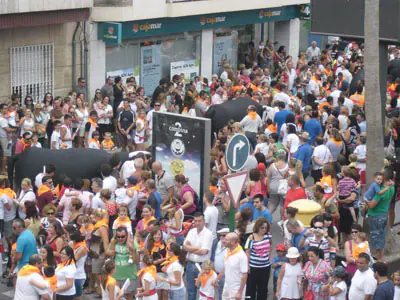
[286,247,300,258]
[217,228,229,234]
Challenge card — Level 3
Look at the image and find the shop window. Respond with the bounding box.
[10,44,54,103]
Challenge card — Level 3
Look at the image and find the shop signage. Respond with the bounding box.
[299,4,311,20]
[99,5,302,43]
[99,22,122,45]
[152,112,211,198]
[106,67,140,85]
[213,34,238,75]
[170,59,200,83]
[140,44,162,96]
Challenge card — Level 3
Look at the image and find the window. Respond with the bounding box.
[10,44,54,103]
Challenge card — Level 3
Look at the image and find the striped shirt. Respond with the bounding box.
[245,233,272,268]
[338,177,357,197]
[306,236,330,261]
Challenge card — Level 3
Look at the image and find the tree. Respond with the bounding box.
[364,0,384,185]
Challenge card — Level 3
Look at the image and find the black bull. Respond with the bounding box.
[8,148,130,189]
[204,97,264,134]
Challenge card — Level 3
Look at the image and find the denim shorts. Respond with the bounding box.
[169,287,186,300]
[74,279,85,297]
[370,215,388,249]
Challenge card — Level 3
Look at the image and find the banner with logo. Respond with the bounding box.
[140,44,162,96]
[152,112,211,198]
[170,59,199,83]
[213,34,238,75]
[106,67,140,85]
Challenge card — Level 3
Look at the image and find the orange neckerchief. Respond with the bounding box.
[20,138,31,151]
[330,138,342,147]
[209,185,218,195]
[45,275,58,292]
[37,184,51,197]
[225,245,243,261]
[87,118,97,129]
[267,124,277,133]
[0,188,16,200]
[93,218,108,231]
[248,111,257,120]
[161,255,179,271]
[106,275,117,287]
[57,259,75,270]
[18,265,41,277]
[139,240,145,249]
[114,216,132,228]
[198,270,216,288]
[338,78,343,89]
[102,139,114,150]
[90,138,101,148]
[81,223,94,235]
[311,76,320,84]
[143,216,156,230]
[150,240,165,255]
[137,265,157,279]
[11,243,16,251]
[54,184,63,199]
[324,68,333,78]
[73,240,88,252]
[183,107,188,113]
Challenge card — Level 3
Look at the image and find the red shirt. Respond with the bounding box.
[283,187,307,211]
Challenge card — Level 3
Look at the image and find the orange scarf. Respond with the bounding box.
[102,139,114,150]
[150,240,165,255]
[18,265,41,277]
[81,223,94,235]
[330,138,342,147]
[143,216,156,230]
[225,245,243,261]
[267,124,277,133]
[93,218,108,231]
[137,265,157,279]
[105,275,117,287]
[57,259,75,270]
[0,188,16,200]
[114,216,132,228]
[37,184,51,197]
[90,138,101,148]
[73,240,88,252]
[198,270,216,288]
[209,185,218,195]
[248,111,257,120]
[183,107,188,113]
[20,138,31,151]
[45,275,58,292]
[311,76,320,84]
[161,255,179,271]
[87,118,97,129]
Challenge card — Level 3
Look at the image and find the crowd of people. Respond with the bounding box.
[0,38,400,300]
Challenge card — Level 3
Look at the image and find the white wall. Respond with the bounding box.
[92,0,309,22]
[201,29,213,79]
[0,0,92,14]
[88,22,106,102]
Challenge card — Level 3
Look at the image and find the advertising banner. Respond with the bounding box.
[170,59,199,83]
[140,45,162,96]
[152,112,211,197]
[106,67,140,85]
[213,34,238,75]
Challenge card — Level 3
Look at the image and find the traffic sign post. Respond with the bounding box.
[225,134,251,172]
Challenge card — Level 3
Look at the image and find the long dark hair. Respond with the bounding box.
[42,93,53,106]
[25,201,39,220]
[348,115,360,134]
[60,246,76,265]
[236,207,252,237]
[146,226,164,254]
[168,242,186,266]
[323,213,336,239]
[49,220,64,238]
[42,244,57,267]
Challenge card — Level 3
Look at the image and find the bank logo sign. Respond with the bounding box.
[200,16,226,26]
[133,23,163,33]
[259,9,281,19]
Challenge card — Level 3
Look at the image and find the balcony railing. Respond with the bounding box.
[94,0,132,6]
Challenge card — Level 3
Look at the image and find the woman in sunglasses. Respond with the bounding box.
[40,204,63,231]
[107,226,139,300]
[304,215,330,262]
[344,223,363,278]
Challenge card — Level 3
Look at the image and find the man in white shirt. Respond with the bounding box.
[146,101,160,147]
[349,253,377,300]
[90,178,104,210]
[341,63,353,85]
[312,137,333,182]
[212,228,228,300]
[102,163,117,192]
[273,84,291,109]
[203,191,219,240]
[286,62,297,91]
[215,232,248,300]
[307,72,322,96]
[305,41,321,61]
[120,158,136,185]
[122,176,139,219]
[183,212,213,300]
[212,88,224,105]
[35,164,56,190]
[14,254,50,300]
[329,85,341,107]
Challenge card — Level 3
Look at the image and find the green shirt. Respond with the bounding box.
[113,240,139,280]
[368,186,395,217]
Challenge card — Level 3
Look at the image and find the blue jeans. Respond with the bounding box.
[370,215,388,249]
[186,261,200,300]
[74,278,85,297]
[169,287,185,300]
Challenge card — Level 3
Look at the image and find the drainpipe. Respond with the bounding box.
[72,22,80,92]
[83,21,89,102]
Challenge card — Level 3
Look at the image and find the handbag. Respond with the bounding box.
[275,164,288,196]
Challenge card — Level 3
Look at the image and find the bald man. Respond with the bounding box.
[214,232,248,300]
[151,161,174,206]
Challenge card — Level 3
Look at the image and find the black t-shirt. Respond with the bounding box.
[113,85,124,110]
[118,110,135,133]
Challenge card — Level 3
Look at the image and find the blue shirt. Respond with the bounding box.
[16,230,38,269]
[358,121,367,133]
[304,119,322,145]
[293,143,313,173]
[272,256,286,278]
[291,228,309,252]
[372,280,394,300]
[274,110,294,135]
[364,182,382,201]
[239,202,273,224]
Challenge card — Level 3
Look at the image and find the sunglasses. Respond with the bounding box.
[314,226,323,229]
[155,104,161,107]
[351,231,359,233]
[116,235,126,239]
[47,212,55,215]
[260,226,268,230]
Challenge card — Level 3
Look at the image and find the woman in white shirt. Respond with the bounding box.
[328,266,347,300]
[134,110,147,151]
[70,232,89,300]
[55,246,77,300]
[136,255,158,300]
[97,96,113,138]
[19,109,36,137]
[13,178,35,220]
[284,124,300,156]
[75,98,89,148]
[157,243,185,300]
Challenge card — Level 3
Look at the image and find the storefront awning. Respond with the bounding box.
[0,8,90,29]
